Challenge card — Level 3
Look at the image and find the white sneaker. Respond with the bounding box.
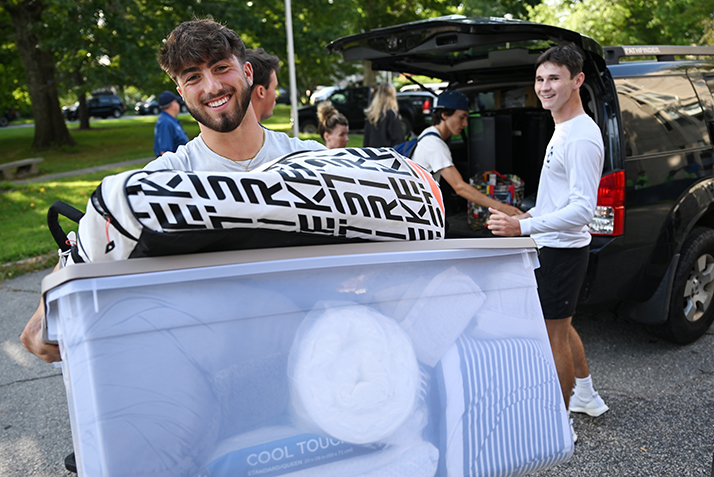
[570,416,578,444]
[569,391,609,417]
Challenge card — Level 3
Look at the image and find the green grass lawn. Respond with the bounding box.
[1,116,185,174]
[0,105,361,174]
[0,166,141,279]
[0,105,364,279]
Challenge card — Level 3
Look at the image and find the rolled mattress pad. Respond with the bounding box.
[288,303,419,444]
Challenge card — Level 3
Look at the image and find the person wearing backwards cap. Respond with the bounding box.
[153,90,189,156]
[411,89,521,217]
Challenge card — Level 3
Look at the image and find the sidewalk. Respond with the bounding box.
[10,157,151,185]
[0,268,74,476]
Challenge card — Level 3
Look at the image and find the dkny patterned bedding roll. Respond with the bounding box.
[68,147,445,263]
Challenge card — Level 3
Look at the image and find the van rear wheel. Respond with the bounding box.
[655,227,714,344]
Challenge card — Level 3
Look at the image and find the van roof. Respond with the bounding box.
[604,45,714,65]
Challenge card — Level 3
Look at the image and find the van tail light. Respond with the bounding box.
[422,99,432,115]
[590,170,625,236]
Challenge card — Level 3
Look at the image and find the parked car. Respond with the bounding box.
[328,17,714,344]
[135,94,187,115]
[400,82,447,94]
[297,86,434,135]
[63,93,126,120]
[310,85,340,104]
[297,86,371,133]
[0,108,18,127]
[396,90,435,136]
[135,95,160,115]
[276,87,291,105]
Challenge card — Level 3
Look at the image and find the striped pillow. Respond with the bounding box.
[435,335,573,477]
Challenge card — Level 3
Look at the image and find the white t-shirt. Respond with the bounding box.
[145,128,325,172]
[519,113,604,248]
[410,126,451,181]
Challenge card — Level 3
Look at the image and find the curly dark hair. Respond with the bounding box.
[159,18,247,81]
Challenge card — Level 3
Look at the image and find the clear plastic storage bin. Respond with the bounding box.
[43,238,573,477]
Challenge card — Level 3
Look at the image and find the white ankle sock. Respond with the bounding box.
[575,375,595,400]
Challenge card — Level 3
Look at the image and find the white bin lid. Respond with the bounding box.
[41,237,536,295]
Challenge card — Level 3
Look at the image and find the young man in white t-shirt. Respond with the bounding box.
[488,44,609,442]
[411,90,521,216]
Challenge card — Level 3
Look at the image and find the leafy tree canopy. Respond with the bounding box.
[4,0,712,144]
[458,0,543,19]
[527,0,714,46]
[0,7,26,112]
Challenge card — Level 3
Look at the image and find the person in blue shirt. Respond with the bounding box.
[154,90,189,156]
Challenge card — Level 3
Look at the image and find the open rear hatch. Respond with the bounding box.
[326,16,606,82]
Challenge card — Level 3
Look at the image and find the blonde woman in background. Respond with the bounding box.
[363,83,405,147]
[317,101,350,149]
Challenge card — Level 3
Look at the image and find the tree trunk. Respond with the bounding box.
[3,0,75,148]
[78,93,90,130]
[363,60,378,87]
[71,68,91,130]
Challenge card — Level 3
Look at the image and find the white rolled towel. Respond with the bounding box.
[288,303,419,444]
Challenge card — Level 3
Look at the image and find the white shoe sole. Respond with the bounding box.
[569,402,609,417]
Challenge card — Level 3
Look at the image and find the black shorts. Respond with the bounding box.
[535,246,589,320]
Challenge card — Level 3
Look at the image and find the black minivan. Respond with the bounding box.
[327,17,714,344]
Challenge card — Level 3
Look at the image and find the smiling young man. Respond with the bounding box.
[487,44,609,442]
[144,18,323,173]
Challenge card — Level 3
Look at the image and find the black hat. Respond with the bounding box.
[158,91,180,107]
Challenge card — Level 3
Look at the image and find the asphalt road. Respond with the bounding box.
[1,268,713,476]
[530,303,714,476]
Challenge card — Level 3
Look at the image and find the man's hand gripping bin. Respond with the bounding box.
[42,238,573,477]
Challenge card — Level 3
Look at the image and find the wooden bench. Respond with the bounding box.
[0,158,44,180]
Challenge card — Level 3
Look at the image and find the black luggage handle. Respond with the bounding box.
[47,201,85,252]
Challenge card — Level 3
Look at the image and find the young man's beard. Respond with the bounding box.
[186,85,252,133]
